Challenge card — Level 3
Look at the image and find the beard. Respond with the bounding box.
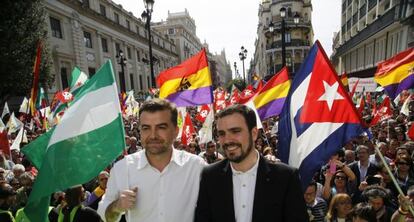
[223,134,254,163]
[144,138,169,155]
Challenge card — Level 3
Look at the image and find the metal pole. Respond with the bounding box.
[147,17,156,88]
[281,18,286,68]
[242,59,246,86]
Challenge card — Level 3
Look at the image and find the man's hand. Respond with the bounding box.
[106,187,138,222]
[115,187,138,211]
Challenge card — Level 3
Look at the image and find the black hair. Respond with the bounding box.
[216,104,257,131]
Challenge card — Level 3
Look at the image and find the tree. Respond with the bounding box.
[226,78,246,91]
[0,0,53,103]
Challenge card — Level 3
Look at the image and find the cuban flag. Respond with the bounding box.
[278,41,370,189]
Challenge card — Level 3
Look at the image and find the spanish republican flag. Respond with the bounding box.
[253,67,290,120]
[374,47,414,99]
[157,48,213,107]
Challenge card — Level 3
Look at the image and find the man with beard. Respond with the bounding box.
[98,99,206,222]
[194,104,308,222]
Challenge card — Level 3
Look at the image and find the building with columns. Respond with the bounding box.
[252,0,314,81]
[152,9,204,63]
[331,0,413,78]
[45,0,179,94]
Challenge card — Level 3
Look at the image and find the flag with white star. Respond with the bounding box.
[278,41,370,190]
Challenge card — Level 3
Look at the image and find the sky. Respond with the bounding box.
[116,0,342,75]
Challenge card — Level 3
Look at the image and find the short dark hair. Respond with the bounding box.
[139,99,178,126]
[307,180,317,191]
[216,104,257,131]
[350,203,376,221]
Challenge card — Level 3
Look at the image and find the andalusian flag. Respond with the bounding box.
[374,48,414,99]
[69,67,88,93]
[157,48,213,107]
[22,61,125,222]
[253,67,290,120]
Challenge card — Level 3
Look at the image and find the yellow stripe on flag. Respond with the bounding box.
[374,61,414,86]
[254,81,291,108]
[159,67,212,98]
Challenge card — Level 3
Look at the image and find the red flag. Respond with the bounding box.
[239,85,256,104]
[350,79,360,98]
[227,88,240,105]
[254,80,264,92]
[214,89,227,111]
[56,90,73,103]
[196,104,211,124]
[181,113,196,146]
[0,131,10,158]
[29,41,42,116]
[370,97,393,126]
[357,95,365,115]
[408,123,414,141]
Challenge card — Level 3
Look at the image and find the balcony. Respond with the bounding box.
[266,39,311,50]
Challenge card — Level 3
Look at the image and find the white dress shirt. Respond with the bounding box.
[231,150,259,222]
[98,148,206,222]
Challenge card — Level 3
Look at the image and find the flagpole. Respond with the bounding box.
[374,145,414,216]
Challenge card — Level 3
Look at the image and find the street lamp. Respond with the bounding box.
[141,0,155,88]
[116,50,127,92]
[268,7,300,73]
[239,46,247,86]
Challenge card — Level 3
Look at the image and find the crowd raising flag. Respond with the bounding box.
[278,41,370,189]
[22,61,125,222]
[374,47,414,99]
[253,67,290,121]
[157,48,213,107]
[29,40,42,116]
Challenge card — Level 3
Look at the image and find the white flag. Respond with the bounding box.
[198,104,214,144]
[6,112,23,134]
[10,127,25,151]
[401,95,412,116]
[1,102,10,118]
[19,97,29,114]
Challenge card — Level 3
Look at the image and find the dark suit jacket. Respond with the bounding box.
[194,156,309,222]
[348,161,379,186]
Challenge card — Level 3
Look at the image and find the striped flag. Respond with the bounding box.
[22,60,125,222]
[253,67,290,120]
[374,48,414,99]
[157,48,213,107]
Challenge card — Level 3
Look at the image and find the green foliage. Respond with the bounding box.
[0,0,53,101]
[226,78,246,91]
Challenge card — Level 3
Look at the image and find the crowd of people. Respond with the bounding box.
[0,90,414,221]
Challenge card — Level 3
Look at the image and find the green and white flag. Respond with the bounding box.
[22,61,125,222]
[69,67,88,93]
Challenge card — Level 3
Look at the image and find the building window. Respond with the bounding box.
[50,17,63,39]
[100,4,106,16]
[101,38,108,53]
[139,75,143,90]
[285,33,291,43]
[84,31,92,48]
[130,73,135,90]
[136,26,140,34]
[82,0,90,8]
[126,20,130,30]
[147,76,150,89]
[136,50,140,61]
[114,13,119,24]
[127,47,131,59]
[168,28,175,34]
[88,67,96,77]
[61,67,69,89]
[115,43,120,54]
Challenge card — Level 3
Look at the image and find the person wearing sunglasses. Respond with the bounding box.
[323,170,352,202]
[392,155,414,196]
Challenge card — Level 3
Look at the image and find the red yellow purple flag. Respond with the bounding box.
[253,67,291,120]
[29,41,42,116]
[374,48,414,99]
[340,72,349,90]
[156,48,213,107]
